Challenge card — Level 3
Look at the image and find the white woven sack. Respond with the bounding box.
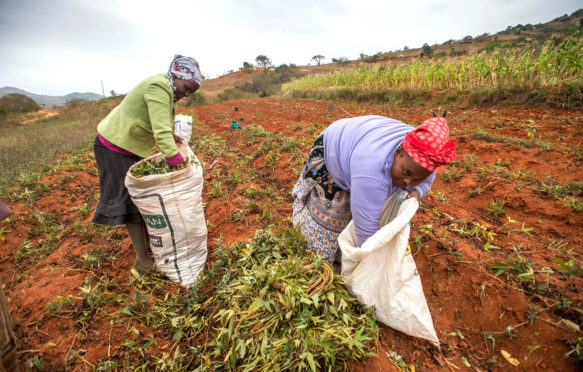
[174,114,193,142]
[338,191,439,346]
[125,143,207,288]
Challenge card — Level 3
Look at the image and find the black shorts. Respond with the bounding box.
[91,135,143,226]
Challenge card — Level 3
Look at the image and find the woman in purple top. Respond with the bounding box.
[293,114,458,264]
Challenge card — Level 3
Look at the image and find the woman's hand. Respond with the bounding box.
[406,189,421,200]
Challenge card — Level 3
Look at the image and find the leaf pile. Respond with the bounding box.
[129,155,197,177]
[194,227,379,371]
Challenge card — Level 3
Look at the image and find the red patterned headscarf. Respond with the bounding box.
[402,117,459,172]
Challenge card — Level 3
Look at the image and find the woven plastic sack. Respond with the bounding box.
[338,190,439,346]
[125,143,207,288]
[174,114,193,142]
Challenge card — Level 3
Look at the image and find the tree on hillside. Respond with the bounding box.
[241,62,254,72]
[421,43,433,58]
[332,57,349,63]
[255,55,272,70]
[110,90,117,97]
[311,55,325,65]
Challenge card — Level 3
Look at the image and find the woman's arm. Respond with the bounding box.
[144,83,180,160]
[411,170,436,199]
[350,175,389,246]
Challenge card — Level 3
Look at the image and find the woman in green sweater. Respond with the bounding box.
[92,55,201,269]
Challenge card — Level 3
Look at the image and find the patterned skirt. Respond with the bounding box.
[292,135,351,264]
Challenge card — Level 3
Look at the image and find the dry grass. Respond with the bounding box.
[0,97,122,189]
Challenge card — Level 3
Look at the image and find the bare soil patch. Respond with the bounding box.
[1,97,582,370]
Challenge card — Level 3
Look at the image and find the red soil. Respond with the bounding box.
[1,97,581,371]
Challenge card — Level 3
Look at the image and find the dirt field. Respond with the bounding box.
[1,97,582,370]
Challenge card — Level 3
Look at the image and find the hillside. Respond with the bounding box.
[200,8,583,99]
[378,8,583,61]
[0,86,103,106]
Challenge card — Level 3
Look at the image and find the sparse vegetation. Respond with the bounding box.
[1,9,583,371]
[0,96,121,191]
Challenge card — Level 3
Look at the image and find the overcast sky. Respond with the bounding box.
[0,0,580,96]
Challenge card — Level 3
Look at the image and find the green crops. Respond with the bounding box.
[282,32,583,93]
[129,156,196,177]
[193,228,379,371]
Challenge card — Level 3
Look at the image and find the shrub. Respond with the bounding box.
[179,92,207,107]
[563,79,583,107]
[364,53,382,63]
[0,93,40,113]
[484,41,504,52]
[216,88,251,102]
[332,57,349,63]
[235,65,306,97]
[475,33,491,42]
[449,49,468,57]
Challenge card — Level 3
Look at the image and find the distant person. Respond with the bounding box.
[92,55,202,269]
[293,114,458,264]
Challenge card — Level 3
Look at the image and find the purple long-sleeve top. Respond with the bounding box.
[323,115,436,246]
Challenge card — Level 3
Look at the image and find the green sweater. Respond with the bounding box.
[97,73,178,159]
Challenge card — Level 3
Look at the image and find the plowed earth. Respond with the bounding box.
[1,97,582,370]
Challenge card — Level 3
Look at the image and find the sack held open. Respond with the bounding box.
[338,190,439,347]
[125,143,207,288]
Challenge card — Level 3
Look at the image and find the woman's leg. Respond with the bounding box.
[126,222,155,269]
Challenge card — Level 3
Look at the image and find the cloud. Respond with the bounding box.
[0,0,581,95]
[0,0,142,50]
